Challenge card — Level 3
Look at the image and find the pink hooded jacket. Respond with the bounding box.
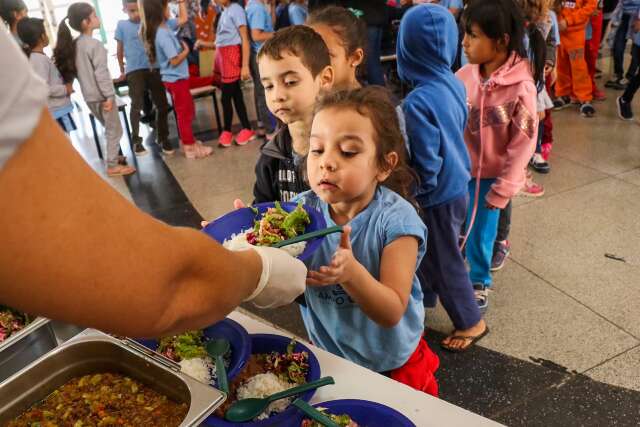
[456,53,538,209]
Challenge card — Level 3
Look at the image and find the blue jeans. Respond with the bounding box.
[465,179,501,287]
[366,26,385,86]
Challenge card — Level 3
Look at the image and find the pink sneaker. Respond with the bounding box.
[541,143,552,161]
[235,129,256,146]
[218,131,233,148]
[519,178,545,197]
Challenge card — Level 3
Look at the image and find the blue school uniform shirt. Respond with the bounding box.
[115,19,151,74]
[293,187,427,373]
[216,3,247,47]
[246,0,273,52]
[439,0,463,10]
[155,19,188,82]
[288,3,308,25]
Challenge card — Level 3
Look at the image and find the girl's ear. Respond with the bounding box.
[498,33,510,49]
[318,65,334,91]
[377,151,398,183]
[349,47,365,68]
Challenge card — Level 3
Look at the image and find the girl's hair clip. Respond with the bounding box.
[348,7,364,18]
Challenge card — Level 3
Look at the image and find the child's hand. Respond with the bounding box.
[306,226,357,286]
[65,83,74,95]
[558,19,568,32]
[241,65,250,81]
[102,99,113,112]
[538,110,546,120]
[485,201,499,210]
[115,74,126,83]
[634,19,640,33]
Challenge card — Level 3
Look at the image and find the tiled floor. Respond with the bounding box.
[72,72,640,425]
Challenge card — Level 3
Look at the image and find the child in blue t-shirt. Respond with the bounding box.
[294,86,439,395]
[288,0,308,25]
[115,0,171,156]
[246,0,275,136]
[140,0,213,159]
[214,0,255,147]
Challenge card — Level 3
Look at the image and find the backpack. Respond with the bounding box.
[275,4,292,30]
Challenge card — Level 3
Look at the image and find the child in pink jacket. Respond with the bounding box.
[456,0,541,311]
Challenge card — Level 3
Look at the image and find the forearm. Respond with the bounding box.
[251,29,273,42]
[341,263,407,328]
[117,43,125,75]
[170,48,189,66]
[176,0,188,26]
[0,109,261,337]
[240,27,250,69]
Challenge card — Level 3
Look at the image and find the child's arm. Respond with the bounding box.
[562,0,598,29]
[169,41,190,66]
[239,25,251,80]
[403,100,443,197]
[175,0,188,26]
[486,85,538,209]
[307,227,419,328]
[116,40,126,81]
[90,42,116,106]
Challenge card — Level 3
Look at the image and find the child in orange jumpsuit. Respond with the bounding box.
[553,0,598,117]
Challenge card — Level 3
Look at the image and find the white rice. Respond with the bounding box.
[223,230,307,257]
[179,356,215,384]
[236,373,295,420]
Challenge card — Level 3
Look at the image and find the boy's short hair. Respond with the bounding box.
[257,26,330,78]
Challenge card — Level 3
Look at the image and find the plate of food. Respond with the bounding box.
[207,333,321,426]
[293,399,416,427]
[137,318,251,388]
[0,306,34,344]
[203,202,326,260]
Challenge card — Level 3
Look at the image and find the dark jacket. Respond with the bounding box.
[397,4,470,208]
[253,126,309,204]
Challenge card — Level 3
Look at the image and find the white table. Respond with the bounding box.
[229,311,502,427]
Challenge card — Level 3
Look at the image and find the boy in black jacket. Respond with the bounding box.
[253,26,334,203]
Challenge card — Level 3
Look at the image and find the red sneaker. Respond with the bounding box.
[593,88,607,102]
[218,131,233,148]
[235,129,256,146]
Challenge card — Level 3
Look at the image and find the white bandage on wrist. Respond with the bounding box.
[243,247,270,302]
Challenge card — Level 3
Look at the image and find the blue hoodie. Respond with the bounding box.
[397,4,471,208]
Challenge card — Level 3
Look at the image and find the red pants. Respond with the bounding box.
[585,11,603,93]
[164,79,196,145]
[390,337,440,397]
[557,30,593,102]
[542,73,554,160]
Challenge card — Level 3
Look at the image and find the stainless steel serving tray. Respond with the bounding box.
[0,317,84,383]
[0,330,226,426]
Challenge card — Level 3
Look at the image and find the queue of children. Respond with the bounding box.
[5,0,640,396]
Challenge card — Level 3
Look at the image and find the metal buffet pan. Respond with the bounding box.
[0,317,85,383]
[0,330,226,426]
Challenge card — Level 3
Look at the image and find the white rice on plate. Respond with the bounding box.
[236,373,295,420]
[179,356,215,384]
[223,230,307,257]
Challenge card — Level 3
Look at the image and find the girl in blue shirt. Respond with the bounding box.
[294,86,439,395]
[140,0,213,159]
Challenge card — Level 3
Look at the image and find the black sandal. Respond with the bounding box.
[441,327,490,353]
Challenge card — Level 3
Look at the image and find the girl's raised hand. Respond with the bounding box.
[306,226,356,286]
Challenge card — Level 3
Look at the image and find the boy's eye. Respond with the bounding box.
[342,151,357,158]
[284,79,298,87]
[310,149,323,155]
[263,84,273,91]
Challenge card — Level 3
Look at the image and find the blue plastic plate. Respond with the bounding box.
[205,333,322,427]
[288,399,416,427]
[136,318,251,387]
[202,202,326,261]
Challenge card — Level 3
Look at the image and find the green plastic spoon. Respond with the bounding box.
[224,376,335,422]
[272,226,343,248]
[292,399,341,427]
[205,339,230,394]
